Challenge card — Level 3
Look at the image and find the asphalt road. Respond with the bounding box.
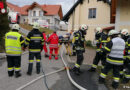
[0,28,108,90]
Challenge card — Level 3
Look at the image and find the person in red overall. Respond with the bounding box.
[47,31,59,60]
[42,31,49,57]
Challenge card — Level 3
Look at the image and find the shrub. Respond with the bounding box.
[85,40,92,47]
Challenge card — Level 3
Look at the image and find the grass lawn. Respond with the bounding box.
[20,24,53,35]
[97,66,130,90]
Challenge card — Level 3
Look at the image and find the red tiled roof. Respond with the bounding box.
[7,2,21,13]
[7,2,63,19]
[21,5,30,15]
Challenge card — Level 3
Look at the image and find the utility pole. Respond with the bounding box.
[0,0,10,52]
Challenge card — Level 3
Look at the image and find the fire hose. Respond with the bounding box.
[16,45,87,90]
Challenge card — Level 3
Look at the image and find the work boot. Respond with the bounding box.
[75,68,81,76]
[27,72,32,76]
[71,67,80,76]
[8,71,14,77]
[72,53,76,56]
[27,63,33,76]
[36,62,41,74]
[66,53,68,55]
[88,67,96,72]
[121,77,129,84]
[45,54,49,58]
[15,73,22,78]
[99,77,105,84]
[49,55,52,60]
[112,81,119,89]
[55,56,58,60]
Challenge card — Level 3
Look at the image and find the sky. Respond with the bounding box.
[7,0,77,15]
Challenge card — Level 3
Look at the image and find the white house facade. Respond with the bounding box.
[7,2,63,30]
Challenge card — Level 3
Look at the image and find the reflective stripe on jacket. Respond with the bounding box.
[107,37,125,65]
[109,37,125,58]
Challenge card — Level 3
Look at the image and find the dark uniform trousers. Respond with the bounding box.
[7,56,21,76]
[76,50,84,66]
[92,52,106,68]
[27,52,41,74]
[72,45,76,55]
[102,62,121,78]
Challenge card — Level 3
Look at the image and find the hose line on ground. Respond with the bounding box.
[16,68,65,90]
[40,62,50,90]
[60,45,87,90]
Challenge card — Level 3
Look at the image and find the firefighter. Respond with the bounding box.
[99,30,125,89]
[26,22,44,75]
[72,24,88,75]
[119,29,129,77]
[47,31,59,60]
[5,24,25,78]
[72,29,77,56]
[42,31,49,57]
[88,27,108,72]
[120,29,130,83]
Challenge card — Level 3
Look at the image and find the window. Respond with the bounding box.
[97,0,102,1]
[32,18,39,22]
[88,8,96,19]
[33,11,36,16]
[46,19,50,24]
[39,11,43,16]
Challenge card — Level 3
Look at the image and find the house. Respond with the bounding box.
[7,2,63,30]
[62,0,111,41]
[111,0,130,31]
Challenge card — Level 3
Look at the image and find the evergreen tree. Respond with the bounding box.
[0,0,10,52]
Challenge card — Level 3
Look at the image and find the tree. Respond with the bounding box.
[0,0,10,52]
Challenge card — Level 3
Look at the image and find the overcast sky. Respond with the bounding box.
[7,0,77,15]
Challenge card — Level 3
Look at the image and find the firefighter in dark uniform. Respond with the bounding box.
[88,27,108,72]
[119,29,129,78]
[72,24,88,75]
[120,29,130,83]
[72,29,78,56]
[5,24,26,78]
[99,30,125,89]
[25,22,44,75]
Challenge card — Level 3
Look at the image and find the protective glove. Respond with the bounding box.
[22,47,26,51]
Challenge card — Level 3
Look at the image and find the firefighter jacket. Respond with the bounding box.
[101,37,125,65]
[47,33,59,49]
[25,29,44,53]
[5,31,25,56]
[96,32,109,52]
[125,36,130,58]
[73,30,85,51]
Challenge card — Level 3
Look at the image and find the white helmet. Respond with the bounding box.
[80,24,88,30]
[108,30,119,36]
[33,22,40,29]
[12,24,20,31]
[121,29,129,36]
[95,27,102,33]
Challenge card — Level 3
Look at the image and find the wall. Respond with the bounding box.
[20,15,28,23]
[115,0,130,32]
[28,7,44,24]
[68,0,111,41]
